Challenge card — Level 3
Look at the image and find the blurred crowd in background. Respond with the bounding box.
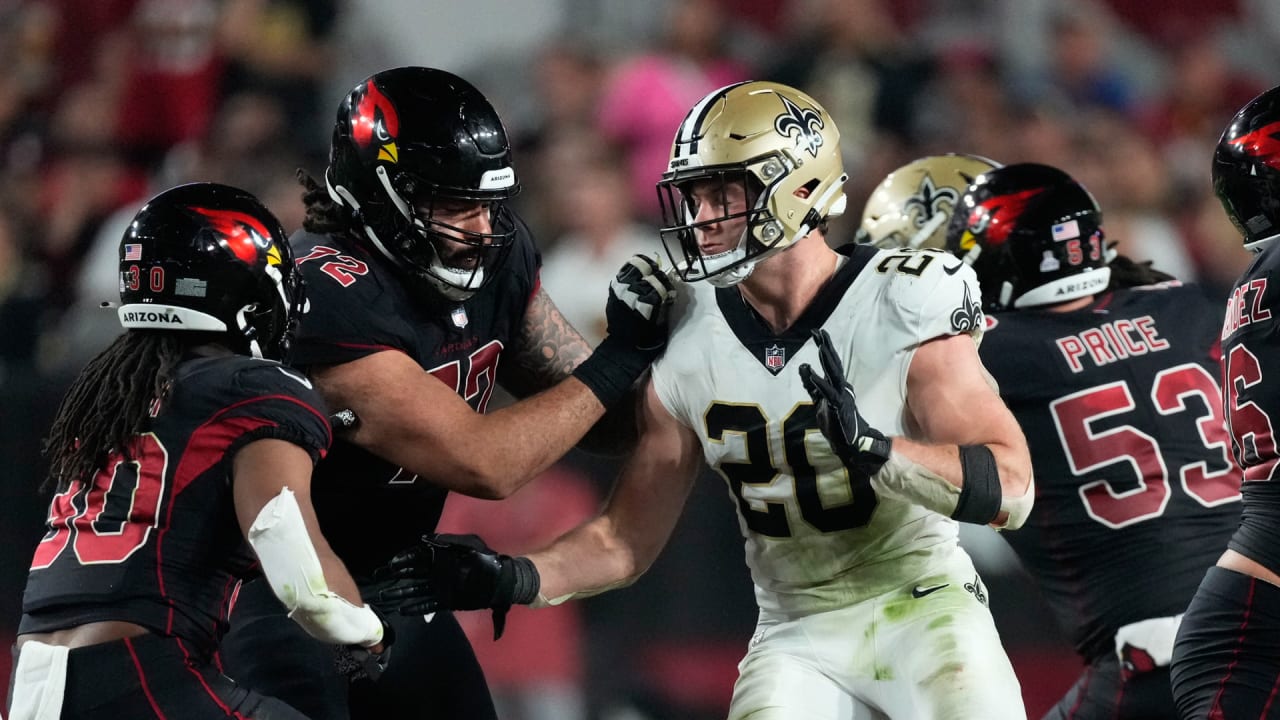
[1,0,1276,718]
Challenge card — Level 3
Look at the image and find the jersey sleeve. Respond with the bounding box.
[289,231,419,368]
[509,214,543,304]
[223,363,333,463]
[649,287,697,429]
[883,251,986,347]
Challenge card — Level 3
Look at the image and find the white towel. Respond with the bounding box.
[8,641,69,720]
[1114,614,1183,669]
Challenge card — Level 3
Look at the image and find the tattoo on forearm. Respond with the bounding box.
[505,288,592,397]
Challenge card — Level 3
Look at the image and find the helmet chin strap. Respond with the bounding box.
[707,260,755,287]
[327,175,404,270]
[236,305,266,359]
[420,259,483,302]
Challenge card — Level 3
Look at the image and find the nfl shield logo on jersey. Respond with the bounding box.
[451,307,469,328]
[765,344,785,371]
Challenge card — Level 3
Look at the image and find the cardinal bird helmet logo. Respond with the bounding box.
[349,81,401,165]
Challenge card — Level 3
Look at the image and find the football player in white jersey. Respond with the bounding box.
[377,81,1034,720]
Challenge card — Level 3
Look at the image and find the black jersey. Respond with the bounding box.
[980,283,1241,661]
[1222,246,1280,575]
[19,356,331,653]
[290,218,540,578]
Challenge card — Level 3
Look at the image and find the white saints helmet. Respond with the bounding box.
[857,154,1001,251]
[656,81,848,287]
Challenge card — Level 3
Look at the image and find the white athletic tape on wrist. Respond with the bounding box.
[872,452,962,517]
[530,577,634,609]
[247,488,383,647]
[994,474,1034,531]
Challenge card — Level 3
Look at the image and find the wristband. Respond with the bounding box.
[508,556,541,606]
[951,445,1003,525]
[572,335,653,407]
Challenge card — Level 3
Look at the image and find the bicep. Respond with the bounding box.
[604,380,703,555]
[905,334,1023,449]
[501,286,593,399]
[310,350,482,469]
[231,438,320,538]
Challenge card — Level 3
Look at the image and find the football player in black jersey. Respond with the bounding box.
[218,66,673,720]
[10,184,386,720]
[921,162,1241,719]
[1171,85,1280,720]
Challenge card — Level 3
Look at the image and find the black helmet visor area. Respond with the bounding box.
[1214,147,1280,249]
[1215,87,1280,250]
[656,168,770,282]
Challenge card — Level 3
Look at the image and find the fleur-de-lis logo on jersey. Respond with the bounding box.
[950,281,984,334]
[963,574,988,607]
[774,95,825,158]
[903,175,960,230]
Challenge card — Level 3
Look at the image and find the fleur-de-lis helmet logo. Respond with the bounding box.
[903,175,960,230]
[774,95,825,158]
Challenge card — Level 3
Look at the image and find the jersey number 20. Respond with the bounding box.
[706,402,876,537]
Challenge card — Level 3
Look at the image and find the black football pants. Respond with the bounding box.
[1171,566,1280,720]
[221,578,497,720]
[8,632,307,719]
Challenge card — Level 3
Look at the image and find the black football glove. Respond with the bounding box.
[798,328,892,476]
[375,534,539,641]
[332,605,395,683]
[573,254,676,407]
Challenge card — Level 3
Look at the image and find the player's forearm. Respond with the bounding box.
[526,516,650,606]
[890,436,1031,496]
[318,549,365,607]
[575,385,641,457]
[462,378,607,497]
[875,436,1034,528]
[363,377,606,500]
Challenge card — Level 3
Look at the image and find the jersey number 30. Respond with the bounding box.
[31,434,168,569]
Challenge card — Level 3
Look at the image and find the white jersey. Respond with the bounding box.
[651,245,986,616]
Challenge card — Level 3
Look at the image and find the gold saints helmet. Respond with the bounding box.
[857,154,1001,251]
[656,81,848,287]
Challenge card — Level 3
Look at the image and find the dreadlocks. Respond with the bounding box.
[43,331,186,492]
[298,169,354,237]
[1107,252,1177,290]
